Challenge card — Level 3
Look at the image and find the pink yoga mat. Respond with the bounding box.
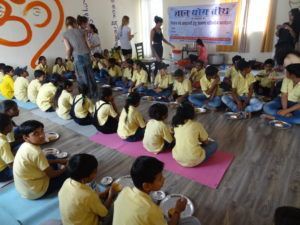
[90,133,234,189]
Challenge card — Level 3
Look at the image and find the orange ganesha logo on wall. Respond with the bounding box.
[0,0,64,68]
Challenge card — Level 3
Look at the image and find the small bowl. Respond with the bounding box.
[45,132,60,142]
[100,176,113,186]
[56,152,68,159]
[151,190,166,201]
[43,148,60,156]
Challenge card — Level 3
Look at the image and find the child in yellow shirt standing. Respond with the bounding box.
[172,69,192,103]
[35,56,48,74]
[54,80,74,120]
[59,153,116,225]
[14,120,68,199]
[129,60,148,94]
[28,70,45,103]
[14,67,29,102]
[0,113,14,182]
[172,103,218,167]
[0,65,15,99]
[189,60,205,89]
[117,92,146,142]
[143,103,174,154]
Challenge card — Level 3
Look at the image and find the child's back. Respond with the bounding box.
[14,76,29,102]
[28,79,42,103]
[36,82,57,111]
[56,90,73,120]
[0,74,14,99]
[73,94,94,118]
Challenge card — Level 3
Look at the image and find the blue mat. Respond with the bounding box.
[0,184,60,225]
[0,95,37,110]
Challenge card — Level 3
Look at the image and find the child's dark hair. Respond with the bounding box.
[149,103,168,121]
[34,70,45,79]
[89,23,98,34]
[124,92,140,121]
[174,69,184,77]
[47,73,62,86]
[264,58,275,67]
[78,84,88,106]
[0,63,6,71]
[55,57,63,65]
[154,16,163,24]
[130,156,164,190]
[286,63,300,78]
[0,100,18,114]
[0,113,12,133]
[100,87,113,102]
[53,80,73,109]
[196,38,204,47]
[19,120,44,136]
[232,55,242,64]
[68,154,98,181]
[126,58,134,65]
[172,102,195,127]
[4,65,13,74]
[38,56,46,64]
[205,65,219,77]
[108,58,116,66]
[237,59,250,71]
[93,53,102,59]
[77,15,88,26]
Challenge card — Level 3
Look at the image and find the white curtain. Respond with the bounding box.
[140,0,163,57]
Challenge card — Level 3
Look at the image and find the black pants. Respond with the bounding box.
[152,43,163,76]
[73,115,93,126]
[95,116,118,134]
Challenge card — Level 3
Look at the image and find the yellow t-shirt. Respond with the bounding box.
[256,70,278,88]
[74,94,94,118]
[232,73,256,96]
[173,79,192,96]
[35,63,48,74]
[95,100,118,126]
[0,75,14,99]
[0,71,4,83]
[36,83,57,111]
[117,106,146,139]
[56,90,73,120]
[225,66,239,80]
[0,133,14,172]
[132,69,148,87]
[28,79,42,103]
[66,61,75,72]
[113,187,167,225]
[52,65,66,75]
[123,68,133,80]
[200,75,222,98]
[108,65,122,78]
[154,73,173,89]
[59,178,108,225]
[14,77,29,102]
[13,142,50,199]
[281,77,300,102]
[143,120,173,153]
[172,120,208,167]
[190,68,205,83]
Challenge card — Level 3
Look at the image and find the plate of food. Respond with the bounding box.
[100,176,113,186]
[43,148,60,156]
[195,107,207,114]
[115,175,134,188]
[269,120,292,129]
[224,112,243,120]
[160,194,194,218]
[45,132,60,143]
[56,152,68,159]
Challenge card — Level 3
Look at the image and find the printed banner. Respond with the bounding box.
[168,3,238,45]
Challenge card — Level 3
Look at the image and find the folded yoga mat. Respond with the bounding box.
[65,121,98,137]
[0,95,38,110]
[89,133,234,189]
[0,184,60,225]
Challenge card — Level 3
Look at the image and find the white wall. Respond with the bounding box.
[162,0,291,63]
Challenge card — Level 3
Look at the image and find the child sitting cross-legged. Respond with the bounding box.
[188,65,222,110]
[129,60,148,94]
[28,70,45,103]
[172,103,218,167]
[0,65,14,99]
[0,113,14,182]
[54,79,74,120]
[35,56,49,74]
[59,153,116,225]
[115,59,134,92]
[93,87,119,134]
[189,60,205,89]
[14,67,29,102]
[107,58,122,86]
[13,120,68,199]
[143,103,174,154]
[113,156,201,225]
[221,55,242,91]
[172,69,192,103]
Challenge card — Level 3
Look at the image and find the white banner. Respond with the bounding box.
[168,3,238,45]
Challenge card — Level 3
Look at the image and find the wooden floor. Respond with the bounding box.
[15,92,300,225]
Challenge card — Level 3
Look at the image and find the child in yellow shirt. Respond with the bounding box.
[172,103,218,167]
[143,103,174,154]
[0,63,5,83]
[52,57,66,76]
[92,53,109,84]
[115,59,134,91]
[28,70,45,103]
[59,154,116,225]
[54,80,74,120]
[108,58,122,86]
[113,156,201,225]
[14,67,29,102]
[35,56,48,74]
[65,57,76,80]
[0,113,14,182]
[0,65,14,99]
[222,55,242,91]
[129,60,148,94]
[14,120,68,199]
[93,87,119,134]
[172,69,192,103]
[189,60,205,88]
[117,92,146,142]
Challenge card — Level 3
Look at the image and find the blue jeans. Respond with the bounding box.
[115,80,132,92]
[126,127,145,142]
[188,93,221,108]
[0,166,13,182]
[221,95,263,113]
[146,89,172,98]
[135,86,148,95]
[63,72,75,80]
[203,141,218,161]
[263,97,300,124]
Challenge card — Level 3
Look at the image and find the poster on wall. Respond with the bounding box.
[168,3,237,45]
